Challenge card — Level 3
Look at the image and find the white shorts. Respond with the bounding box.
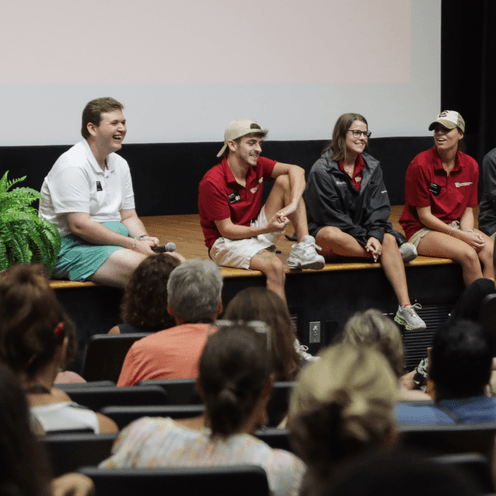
[210,206,284,270]
[409,220,460,248]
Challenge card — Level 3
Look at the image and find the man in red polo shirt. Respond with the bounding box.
[198,119,325,303]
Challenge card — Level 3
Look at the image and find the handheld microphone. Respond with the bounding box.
[152,242,177,253]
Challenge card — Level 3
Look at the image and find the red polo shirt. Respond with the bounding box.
[399,147,479,240]
[198,156,277,250]
[338,154,365,191]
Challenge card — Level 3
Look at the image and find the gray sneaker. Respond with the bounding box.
[394,303,426,330]
[294,338,320,364]
[287,235,325,270]
[399,242,418,263]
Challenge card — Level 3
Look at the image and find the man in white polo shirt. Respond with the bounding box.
[40,97,184,287]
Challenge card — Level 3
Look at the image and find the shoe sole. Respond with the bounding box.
[287,260,325,270]
[401,253,418,263]
[394,315,426,330]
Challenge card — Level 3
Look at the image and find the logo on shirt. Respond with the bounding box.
[250,177,263,194]
[455,182,473,187]
[335,180,346,186]
[96,181,102,192]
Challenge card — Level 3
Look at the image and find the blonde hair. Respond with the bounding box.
[288,344,397,483]
[342,309,404,378]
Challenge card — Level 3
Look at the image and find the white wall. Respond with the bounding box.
[0,0,440,146]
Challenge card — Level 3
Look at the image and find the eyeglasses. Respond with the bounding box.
[347,130,372,139]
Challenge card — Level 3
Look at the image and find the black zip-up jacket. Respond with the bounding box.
[304,151,405,247]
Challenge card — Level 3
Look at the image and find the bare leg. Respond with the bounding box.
[380,234,411,306]
[474,229,494,279]
[249,249,286,302]
[89,249,148,287]
[418,231,483,286]
[264,175,309,242]
[316,226,371,258]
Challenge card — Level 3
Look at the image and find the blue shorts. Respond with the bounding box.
[53,221,128,282]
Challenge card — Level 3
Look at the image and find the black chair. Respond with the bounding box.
[79,465,270,496]
[42,432,118,476]
[399,422,496,461]
[57,380,116,390]
[137,378,200,405]
[255,428,292,453]
[267,381,294,427]
[433,452,495,494]
[100,405,205,430]
[479,293,496,334]
[81,333,152,383]
[61,385,168,411]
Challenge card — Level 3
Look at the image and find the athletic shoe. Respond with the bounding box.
[294,338,320,364]
[394,303,426,330]
[287,235,325,270]
[399,242,418,263]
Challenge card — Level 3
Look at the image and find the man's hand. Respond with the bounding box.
[133,238,157,256]
[365,237,382,262]
[267,212,289,233]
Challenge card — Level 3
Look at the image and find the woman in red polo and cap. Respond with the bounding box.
[400,111,494,286]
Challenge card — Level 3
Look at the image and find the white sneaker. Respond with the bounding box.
[294,338,320,364]
[399,242,418,263]
[394,303,426,330]
[287,235,325,270]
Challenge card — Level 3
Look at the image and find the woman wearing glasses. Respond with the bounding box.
[400,111,494,286]
[305,113,425,330]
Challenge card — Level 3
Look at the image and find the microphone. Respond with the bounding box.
[152,242,176,253]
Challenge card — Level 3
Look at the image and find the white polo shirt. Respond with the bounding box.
[39,139,135,237]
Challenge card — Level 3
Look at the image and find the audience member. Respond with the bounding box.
[101,324,305,496]
[198,119,324,303]
[117,259,223,386]
[287,343,398,496]
[400,110,494,286]
[0,263,117,434]
[304,113,425,330]
[0,364,95,496]
[108,254,181,334]
[397,320,496,424]
[341,309,430,401]
[478,146,496,237]
[39,96,184,288]
[223,287,305,378]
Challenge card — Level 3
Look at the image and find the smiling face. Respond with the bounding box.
[89,109,127,156]
[229,133,263,167]
[345,120,368,160]
[433,124,463,154]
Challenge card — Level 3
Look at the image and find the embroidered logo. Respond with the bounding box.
[455,182,473,187]
[250,185,260,194]
[335,180,346,186]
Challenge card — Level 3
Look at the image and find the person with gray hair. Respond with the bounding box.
[117,259,223,386]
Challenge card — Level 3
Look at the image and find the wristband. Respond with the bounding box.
[466,230,474,233]
[448,227,454,236]
[138,234,148,240]
[131,237,138,250]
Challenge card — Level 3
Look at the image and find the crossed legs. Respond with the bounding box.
[315,227,411,306]
[418,229,494,286]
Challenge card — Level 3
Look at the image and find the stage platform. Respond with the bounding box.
[51,207,467,372]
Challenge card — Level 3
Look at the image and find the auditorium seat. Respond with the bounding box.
[82,333,152,383]
[78,465,270,496]
[137,378,200,404]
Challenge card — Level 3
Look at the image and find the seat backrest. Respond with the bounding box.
[82,333,152,383]
[137,378,200,405]
[399,422,496,461]
[42,432,118,476]
[79,465,270,496]
[433,452,495,494]
[100,405,205,430]
[63,385,168,411]
[255,428,292,453]
[479,293,496,334]
[267,381,294,427]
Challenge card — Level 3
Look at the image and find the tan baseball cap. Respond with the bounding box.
[428,110,465,133]
[217,119,265,157]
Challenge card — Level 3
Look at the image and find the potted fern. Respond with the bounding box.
[0,171,61,273]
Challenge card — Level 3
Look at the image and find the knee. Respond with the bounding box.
[458,248,480,267]
[274,174,290,193]
[317,226,344,244]
[264,257,285,281]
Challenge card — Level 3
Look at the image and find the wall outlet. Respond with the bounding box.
[309,321,321,344]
